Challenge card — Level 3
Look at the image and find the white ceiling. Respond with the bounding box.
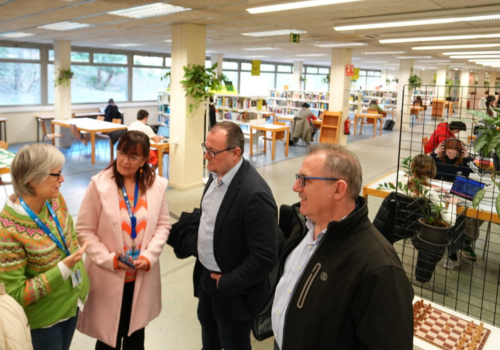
[1,0,500,71]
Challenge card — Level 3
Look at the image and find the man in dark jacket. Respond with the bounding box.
[271,144,414,350]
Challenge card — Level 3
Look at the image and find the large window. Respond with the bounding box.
[355,69,382,90]
[304,65,329,92]
[133,68,169,101]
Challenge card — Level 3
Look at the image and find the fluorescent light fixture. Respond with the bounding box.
[242,47,282,51]
[111,43,143,47]
[414,44,500,50]
[247,0,361,14]
[296,54,328,57]
[0,32,34,38]
[451,55,500,58]
[362,51,405,55]
[443,51,500,55]
[335,14,500,31]
[418,60,451,62]
[245,56,269,58]
[396,56,432,59]
[242,29,306,37]
[109,3,190,18]
[381,33,500,44]
[469,60,500,62]
[164,40,171,43]
[314,42,367,47]
[454,68,459,70]
[385,63,400,66]
[363,61,386,63]
[38,21,91,31]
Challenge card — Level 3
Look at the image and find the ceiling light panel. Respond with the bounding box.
[413,44,500,50]
[0,32,33,38]
[443,51,500,55]
[418,60,451,62]
[109,3,191,18]
[247,0,361,14]
[451,55,500,58]
[296,54,328,57]
[242,29,306,37]
[315,43,367,47]
[381,33,500,44]
[396,56,432,59]
[38,21,91,31]
[334,14,500,31]
[243,47,282,51]
[111,43,143,47]
[362,51,405,55]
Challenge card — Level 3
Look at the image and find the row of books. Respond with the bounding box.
[158,105,170,114]
[269,91,329,100]
[217,111,261,122]
[157,114,170,125]
[267,106,321,117]
[215,97,264,110]
[157,93,171,103]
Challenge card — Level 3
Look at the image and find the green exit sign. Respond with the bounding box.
[290,33,300,43]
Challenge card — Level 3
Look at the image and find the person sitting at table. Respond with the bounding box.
[128,110,165,171]
[413,96,427,111]
[424,120,467,154]
[297,102,315,119]
[105,99,123,124]
[367,99,387,117]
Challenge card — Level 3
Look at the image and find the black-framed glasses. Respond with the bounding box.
[117,150,143,161]
[201,143,235,158]
[47,170,63,180]
[295,174,339,187]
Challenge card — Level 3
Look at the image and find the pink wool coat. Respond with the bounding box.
[76,168,171,347]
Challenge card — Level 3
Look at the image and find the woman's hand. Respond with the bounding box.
[444,195,460,205]
[461,147,469,158]
[62,242,88,269]
[133,259,149,271]
[115,251,136,271]
[435,142,445,154]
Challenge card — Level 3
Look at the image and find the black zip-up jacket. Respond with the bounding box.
[256,197,414,350]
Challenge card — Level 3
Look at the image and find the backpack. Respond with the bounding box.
[383,119,395,131]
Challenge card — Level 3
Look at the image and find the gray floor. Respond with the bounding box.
[2,115,500,349]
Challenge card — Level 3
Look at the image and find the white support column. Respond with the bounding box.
[488,72,496,91]
[328,48,351,146]
[169,23,206,190]
[211,54,223,76]
[396,59,414,131]
[436,64,448,98]
[460,68,471,112]
[54,40,72,147]
[477,70,486,88]
[293,61,303,90]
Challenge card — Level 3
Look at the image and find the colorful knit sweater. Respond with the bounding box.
[0,194,89,330]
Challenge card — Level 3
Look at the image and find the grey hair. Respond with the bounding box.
[211,121,245,157]
[10,143,65,197]
[308,144,362,201]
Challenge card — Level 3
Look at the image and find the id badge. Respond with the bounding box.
[125,248,140,260]
[71,269,82,288]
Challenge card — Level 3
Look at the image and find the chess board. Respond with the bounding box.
[413,300,491,350]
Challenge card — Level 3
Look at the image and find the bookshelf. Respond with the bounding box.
[413,89,435,106]
[349,89,397,113]
[157,91,170,125]
[267,89,329,118]
[319,111,342,144]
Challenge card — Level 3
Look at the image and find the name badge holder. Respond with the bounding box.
[122,182,140,257]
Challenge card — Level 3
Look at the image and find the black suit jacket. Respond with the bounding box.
[194,159,278,321]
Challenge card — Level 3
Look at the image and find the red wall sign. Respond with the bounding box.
[345,64,354,76]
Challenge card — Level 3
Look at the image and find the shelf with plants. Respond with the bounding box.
[157,90,171,125]
[214,94,268,134]
[267,89,329,117]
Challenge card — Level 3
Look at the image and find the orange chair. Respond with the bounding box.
[40,119,62,143]
[423,137,430,154]
[362,109,382,134]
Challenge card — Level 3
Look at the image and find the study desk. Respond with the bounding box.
[354,113,383,138]
[249,124,290,160]
[411,106,425,124]
[73,112,105,118]
[51,118,127,164]
[0,148,14,175]
[34,115,55,142]
[150,141,170,178]
[0,118,7,142]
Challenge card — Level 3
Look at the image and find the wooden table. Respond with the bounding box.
[410,106,425,124]
[0,118,7,142]
[150,141,170,178]
[354,113,383,138]
[34,115,55,142]
[73,112,105,118]
[51,118,127,164]
[445,101,456,117]
[249,124,290,160]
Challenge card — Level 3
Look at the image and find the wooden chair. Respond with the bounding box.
[40,119,62,143]
[362,109,381,134]
[0,141,11,194]
[96,116,105,121]
[70,124,90,159]
[423,137,430,154]
[112,118,122,124]
[263,120,287,149]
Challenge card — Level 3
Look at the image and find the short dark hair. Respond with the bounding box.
[302,103,310,108]
[137,109,149,121]
[108,98,114,104]
[449,121,466,131]
[211,121,245,157]
[106,131,155,191]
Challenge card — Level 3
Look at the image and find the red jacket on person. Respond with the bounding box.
[425,122,455,154]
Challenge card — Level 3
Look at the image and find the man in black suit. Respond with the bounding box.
[193,121,278,350]
[104,98,123,124]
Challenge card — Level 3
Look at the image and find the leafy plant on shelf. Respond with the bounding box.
[180,63,224,115]
[467,107,500,216]
[300,75,307,83]
[321,74,330,85]
[386,78,391,86]
[160,71,171,90]
[408,74,422,93]
[392,77,399,84]
[445,78,454,98]
[54,68,74,87]
[377,156,447,227]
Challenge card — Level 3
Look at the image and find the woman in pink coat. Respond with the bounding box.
[76,131,171,349]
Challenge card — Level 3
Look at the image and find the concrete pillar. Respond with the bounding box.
[169,23,206,190]
[328,48,351,146]
[293,61,303,90]
[54,40,72,147]
[211,54,223,77]
[477,70,485,88]
[436,64,448,98]
[381,69,389,88]
[489,72,497,91]
[460,68,470,112]
[396,59,414,131]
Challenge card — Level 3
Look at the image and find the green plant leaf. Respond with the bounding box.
[472,189,486,208]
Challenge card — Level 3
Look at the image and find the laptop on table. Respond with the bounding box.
[450,175,485,202]
[157,125,170,142]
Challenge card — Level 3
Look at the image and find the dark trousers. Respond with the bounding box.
[412,237,446,282]
[197,267,252,350]
[31,310,78,350]
[96,281,145,350]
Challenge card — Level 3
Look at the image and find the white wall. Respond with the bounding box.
[420,70,436,86]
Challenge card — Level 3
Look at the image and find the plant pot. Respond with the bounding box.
[418,218,449,245]
[493,152,500,173]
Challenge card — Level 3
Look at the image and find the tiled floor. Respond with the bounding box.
[2,114,500,349]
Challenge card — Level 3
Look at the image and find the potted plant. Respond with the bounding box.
[321,74,330,85]
[54,68,74,87]
[445,78,454,99]
[408,74,422,93]
[377,156,450,243]
[386,78,391,86]
[392,77,399,84]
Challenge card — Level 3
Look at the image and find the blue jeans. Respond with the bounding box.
[31,310,78,350]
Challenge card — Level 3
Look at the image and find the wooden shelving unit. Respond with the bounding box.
[319,111,342,144]
[267,89,329,118]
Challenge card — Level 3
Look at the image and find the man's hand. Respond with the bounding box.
[210,272,222,289]
[62,242,88,269]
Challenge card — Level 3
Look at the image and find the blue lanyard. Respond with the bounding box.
[19,198,71,256]
[121,182,139,240]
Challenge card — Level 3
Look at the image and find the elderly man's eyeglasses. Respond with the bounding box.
[201,143,235,158]
[117,150,143,162]
[295,174,339,187]
[47,170,63,180]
